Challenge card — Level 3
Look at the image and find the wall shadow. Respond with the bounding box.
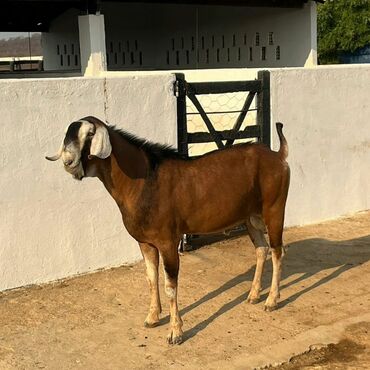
[177,234,370,342]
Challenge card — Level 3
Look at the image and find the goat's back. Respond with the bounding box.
[155,143,289,234]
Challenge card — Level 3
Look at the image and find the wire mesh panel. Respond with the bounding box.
[186,91,258,156]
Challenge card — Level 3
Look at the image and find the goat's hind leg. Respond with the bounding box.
[139,243,162,328]
[246,216,269,304]
[263,207,285,312]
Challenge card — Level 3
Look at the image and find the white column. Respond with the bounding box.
[304,1,318,67]
[78,14,107,76]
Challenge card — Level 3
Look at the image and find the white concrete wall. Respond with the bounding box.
[1,65,369,291]
[270,65,370,226]
[0,74,177,291]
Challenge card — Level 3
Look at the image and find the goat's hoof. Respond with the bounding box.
[264,304,277,312]
[247,296,259,304]
[144,320,159,328]
[167,331,183,345]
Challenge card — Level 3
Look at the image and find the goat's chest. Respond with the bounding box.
[118,194,172,243]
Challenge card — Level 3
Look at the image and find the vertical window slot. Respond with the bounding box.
[255,32,260,46]
[269,32,274,45]
[276,45,281,60]
[261,47,266,61]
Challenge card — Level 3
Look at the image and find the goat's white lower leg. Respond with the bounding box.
[144,262,161,327]
[164,273,183,344]
[246,218,269,304]
[265,247,283,311]
[140,243,161,327]
[247,246,268,303]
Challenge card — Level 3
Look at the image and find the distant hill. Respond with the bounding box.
[0,33,42,57]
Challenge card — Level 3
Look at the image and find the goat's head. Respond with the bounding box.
[45,116,112,180]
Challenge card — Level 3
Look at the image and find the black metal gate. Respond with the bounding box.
[174,70,271,250]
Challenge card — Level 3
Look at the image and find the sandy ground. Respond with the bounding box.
[0,211,369,370]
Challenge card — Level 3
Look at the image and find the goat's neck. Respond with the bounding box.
[95,130,150,208]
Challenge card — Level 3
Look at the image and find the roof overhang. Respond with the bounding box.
[0,0,320,32]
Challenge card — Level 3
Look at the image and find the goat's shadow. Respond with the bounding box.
[160,234,370,342]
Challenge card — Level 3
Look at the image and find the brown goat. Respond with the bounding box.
[46,116,290,345]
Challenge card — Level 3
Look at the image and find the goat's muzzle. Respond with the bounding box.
[63,159,85,180]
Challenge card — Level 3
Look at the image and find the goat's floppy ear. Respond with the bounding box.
[89,123,112,159]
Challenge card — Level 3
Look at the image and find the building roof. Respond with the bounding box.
[0,0,320,32]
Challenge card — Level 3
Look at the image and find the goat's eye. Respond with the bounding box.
[88,131,94,137]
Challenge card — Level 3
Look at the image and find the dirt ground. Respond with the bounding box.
[0,212,369,370]
[275,321,370,370]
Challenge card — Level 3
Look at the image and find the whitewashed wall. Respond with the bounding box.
[1,65,369,291]
[270,65,370,226]
[0,74,177,291]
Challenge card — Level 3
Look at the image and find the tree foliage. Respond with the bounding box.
[317,0,370,63]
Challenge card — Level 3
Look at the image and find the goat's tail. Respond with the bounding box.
[276,122,288,160]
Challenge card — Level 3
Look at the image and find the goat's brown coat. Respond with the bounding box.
[47,116,290,345]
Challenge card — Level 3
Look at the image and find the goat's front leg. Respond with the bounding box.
[139,243,161,327]
[160,245,183,345]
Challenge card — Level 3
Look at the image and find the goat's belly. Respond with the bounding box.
[182,200,253,234]
[187,219,246,235]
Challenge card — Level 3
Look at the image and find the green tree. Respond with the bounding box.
[317,0,370,64]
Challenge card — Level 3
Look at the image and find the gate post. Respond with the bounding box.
[174,73,189,157]
[257,70,271,148]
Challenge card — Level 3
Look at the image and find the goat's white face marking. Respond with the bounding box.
[77,121,94,148]
[61,120,94,180]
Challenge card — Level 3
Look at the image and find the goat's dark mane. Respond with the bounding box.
[107,124,255,170]
[108,125,186,168]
